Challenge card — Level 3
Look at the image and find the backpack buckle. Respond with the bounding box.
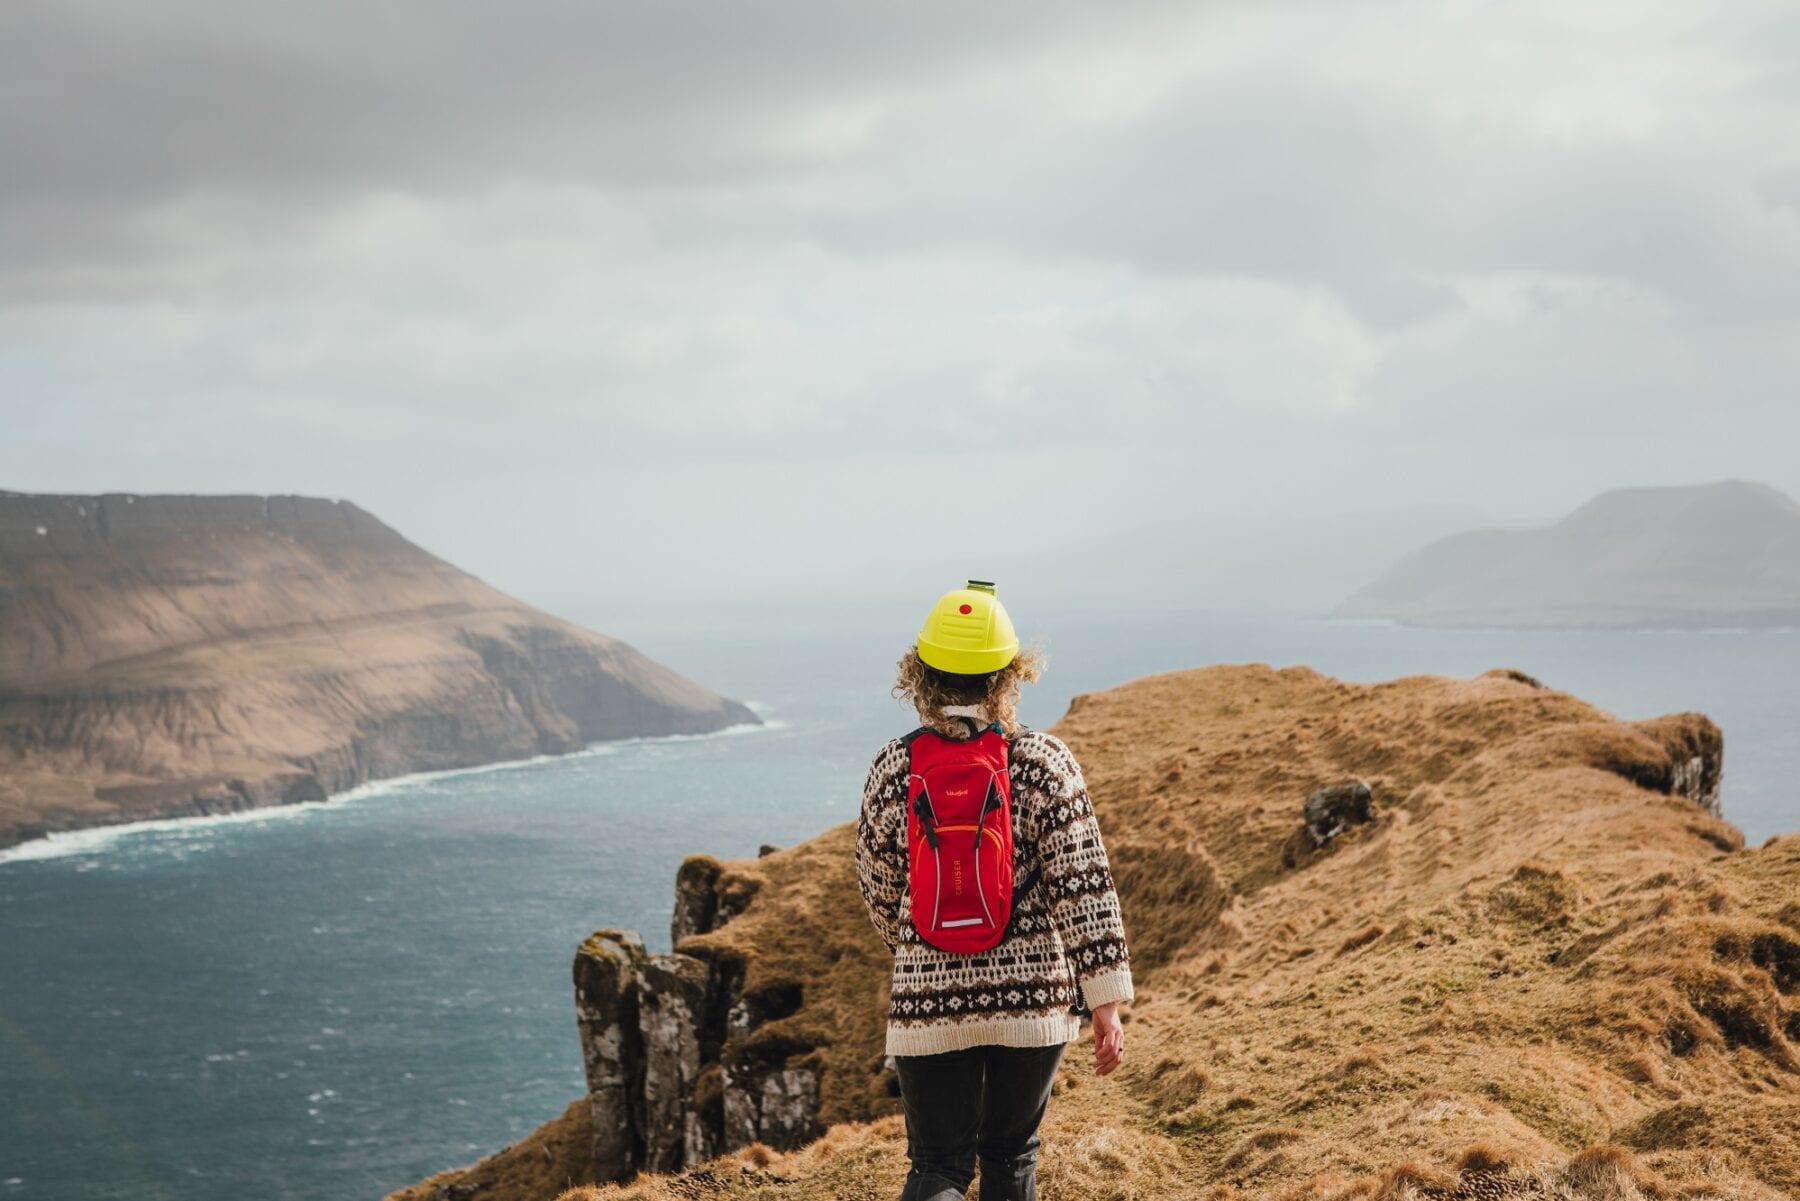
[912,793,939,849]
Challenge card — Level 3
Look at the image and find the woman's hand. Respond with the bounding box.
[1091,1002,1124,1076]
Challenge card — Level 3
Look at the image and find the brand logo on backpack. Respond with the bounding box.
[903,720,1018,954]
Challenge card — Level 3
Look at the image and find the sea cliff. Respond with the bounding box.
[391,661,1798,1200]
[0,491,757,850]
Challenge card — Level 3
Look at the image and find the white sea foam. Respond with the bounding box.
[0,803,328,863]
[0,717,779,866]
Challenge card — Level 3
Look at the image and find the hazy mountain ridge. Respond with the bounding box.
[1333,480,1800,629]
[0,491,757,850]
[392,661,1798,1201]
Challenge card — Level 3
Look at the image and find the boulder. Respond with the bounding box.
[1304,780,1375,847]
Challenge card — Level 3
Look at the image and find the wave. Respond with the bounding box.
[0,716,782,866]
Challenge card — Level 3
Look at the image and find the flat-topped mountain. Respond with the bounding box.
[0,491,757,850]
[1332,479,1800,629]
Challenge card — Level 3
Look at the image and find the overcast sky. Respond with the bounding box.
[4,1,1798,625]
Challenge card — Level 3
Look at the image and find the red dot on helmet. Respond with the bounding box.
[959,603,973,614]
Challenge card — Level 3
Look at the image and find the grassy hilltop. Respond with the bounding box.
[395,662,1799,1201]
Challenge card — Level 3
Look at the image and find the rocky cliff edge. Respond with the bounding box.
[392,662,1798,1201]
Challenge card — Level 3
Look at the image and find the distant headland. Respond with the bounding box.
[1332,479,1800,630]
[0,491,757,851]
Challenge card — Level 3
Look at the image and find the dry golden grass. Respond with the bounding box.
[392,662,1798,1201]
[387,1098,597,1201]
[547,1108,1200,1201]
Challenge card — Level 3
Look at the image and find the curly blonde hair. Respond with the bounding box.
[891,643,1046,740]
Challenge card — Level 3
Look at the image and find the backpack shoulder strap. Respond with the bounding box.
[899,724,936,753]
[902,717,991,747]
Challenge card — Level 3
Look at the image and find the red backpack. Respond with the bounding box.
[903,718,1020,954]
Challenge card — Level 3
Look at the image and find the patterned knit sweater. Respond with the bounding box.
[855,717,1135,1057]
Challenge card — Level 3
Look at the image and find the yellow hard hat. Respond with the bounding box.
[916,580,1020,675]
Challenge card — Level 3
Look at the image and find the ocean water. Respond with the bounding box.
[1,610,1796,1200]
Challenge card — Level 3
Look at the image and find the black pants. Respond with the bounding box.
[893,1041,1066,1201]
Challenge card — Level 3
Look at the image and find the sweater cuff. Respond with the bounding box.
[1080,966,1135,1011]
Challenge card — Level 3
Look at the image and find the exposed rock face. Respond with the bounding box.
[1333,479,1800,629]
[1303,780,1375,847]
[573,929,726,1180]
[671,856,724,946]
[1673,751,1723,816]
[0,491,757,849]
[572,931,647,1180]
[1638,714,1726,817]
[574,859,822,1185]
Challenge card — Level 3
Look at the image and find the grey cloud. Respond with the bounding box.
[1,1,1175,279]
[4,0,1800,619]
[648,50,1800,322]
[9,0,1798,323]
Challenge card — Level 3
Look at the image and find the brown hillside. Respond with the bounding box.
[392,662,1798,1201]
[0,491,756,849]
